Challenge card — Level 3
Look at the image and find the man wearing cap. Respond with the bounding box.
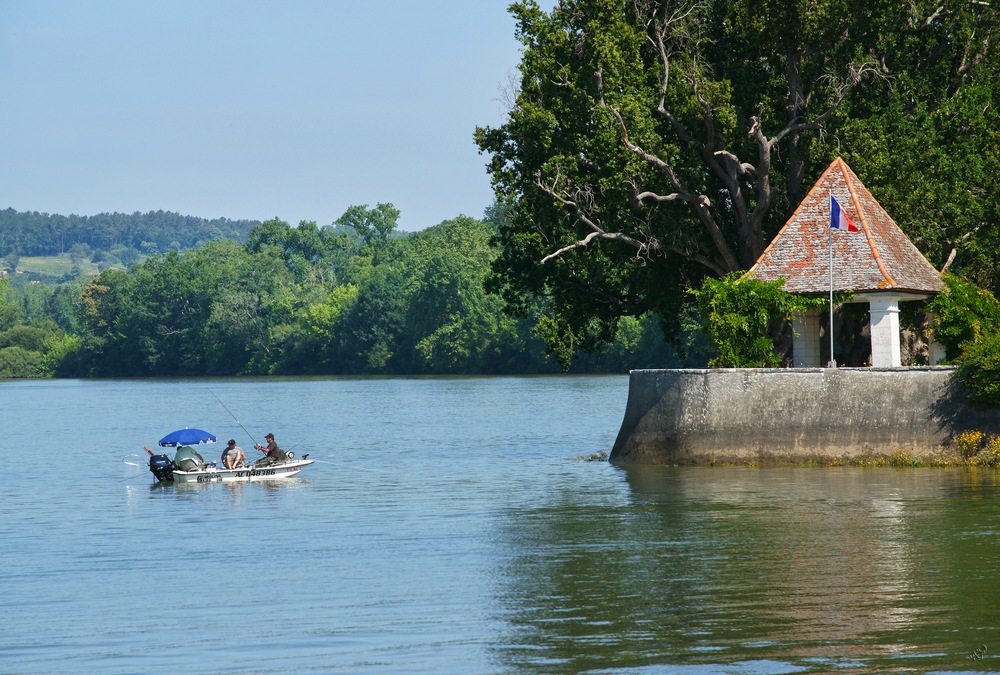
[221,439,245,469]
[255,433,284,467]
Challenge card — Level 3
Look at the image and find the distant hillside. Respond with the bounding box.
[0,208,260,257]
[3,254,101,284]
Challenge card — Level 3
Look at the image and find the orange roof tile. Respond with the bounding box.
[746,157,943,295]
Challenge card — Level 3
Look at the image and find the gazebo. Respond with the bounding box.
[746,157,945,368]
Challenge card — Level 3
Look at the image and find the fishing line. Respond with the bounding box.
[340,462,395,475]
[298,453,391,475]
[211,391,259,448]
[121,454,144,481]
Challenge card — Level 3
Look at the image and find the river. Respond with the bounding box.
[2,376,999,673]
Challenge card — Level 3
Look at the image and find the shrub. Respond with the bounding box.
[956,333,1000,406]
[42,334,84,377]
[968,434,1000,467]
[953,430,985,459]
[954,430,1000,466]
[927,274,1000,362]
[691,273,826,368]
[0,346,45,378]
[0,325,49,352]
[977,436,1000,467]
[926,276,1000,406]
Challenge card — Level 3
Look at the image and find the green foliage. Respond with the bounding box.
[853,449,926,469]
[337,265,408,372]
[42,333,84,377]
[973,435,1000,467]
[0,325,49,352]
[955,334,1000,407]
[10,207,692,377]
[0,346,44,378]
[692,274,824,367]
[245,218,355,285]
[9,283,54,324]
[477,0,1000,363]
[307,285,359,344]
[2,253,17,275]
[926,274,1000,362]
[0,319,73,378]
[47,280,87,333]
[923,275,1000,406]
[398,216,513,373]
[75,240,299,376]
[335,203,399,246]
[0,278,21,330]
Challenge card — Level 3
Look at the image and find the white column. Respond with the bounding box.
[792,309,821,367]
[869,297,902,367]
[928,337,946,365]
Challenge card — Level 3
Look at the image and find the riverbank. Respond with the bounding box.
[610,367,1000,466]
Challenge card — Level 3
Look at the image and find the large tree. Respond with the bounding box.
[476,0,1000,361]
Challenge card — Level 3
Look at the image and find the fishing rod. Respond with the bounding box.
[211,391,259,448]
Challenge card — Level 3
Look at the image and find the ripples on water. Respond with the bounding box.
[3,377,1000,674]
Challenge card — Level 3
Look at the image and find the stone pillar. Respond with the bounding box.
[869,297,902,367]
[928,337,946,365]
[792,309,821,367]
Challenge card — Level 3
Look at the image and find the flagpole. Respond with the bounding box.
[829,192,835,368]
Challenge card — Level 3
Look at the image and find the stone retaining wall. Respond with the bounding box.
[610,367,1000,465]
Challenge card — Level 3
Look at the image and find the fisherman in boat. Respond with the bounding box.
[221,439,246,469]
[254,433,285,467]
[173,445,206,471]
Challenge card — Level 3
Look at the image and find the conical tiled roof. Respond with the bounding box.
[746,157,943,294]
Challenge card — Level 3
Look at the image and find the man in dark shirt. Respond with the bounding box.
[255,433,284,467]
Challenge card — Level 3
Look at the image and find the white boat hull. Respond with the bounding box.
[169,459,314,484]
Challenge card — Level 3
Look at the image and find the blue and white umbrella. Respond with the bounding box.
[158,428,216,447]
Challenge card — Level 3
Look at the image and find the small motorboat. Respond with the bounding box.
[146,427,314,483]
[160,457,315,483]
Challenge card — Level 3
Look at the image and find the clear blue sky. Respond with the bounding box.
[0,1,551,231]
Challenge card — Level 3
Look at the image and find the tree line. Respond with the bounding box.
[0,205,694,378]
[0,208,259,258]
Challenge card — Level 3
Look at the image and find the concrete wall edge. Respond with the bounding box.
[609,367,999,465]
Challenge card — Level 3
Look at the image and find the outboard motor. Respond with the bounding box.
[149,453,175,482]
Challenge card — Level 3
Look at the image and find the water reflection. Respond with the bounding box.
[492,467,1000,673]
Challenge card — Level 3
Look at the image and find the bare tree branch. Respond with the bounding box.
[606,105,742,272]
[646,0,706,143]
[940,247,958,274]
[535,170,668,265]
[940,229,977,274]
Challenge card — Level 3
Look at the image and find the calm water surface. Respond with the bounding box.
[2,376,1000,674]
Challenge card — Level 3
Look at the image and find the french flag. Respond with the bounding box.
[830,194,859,232]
